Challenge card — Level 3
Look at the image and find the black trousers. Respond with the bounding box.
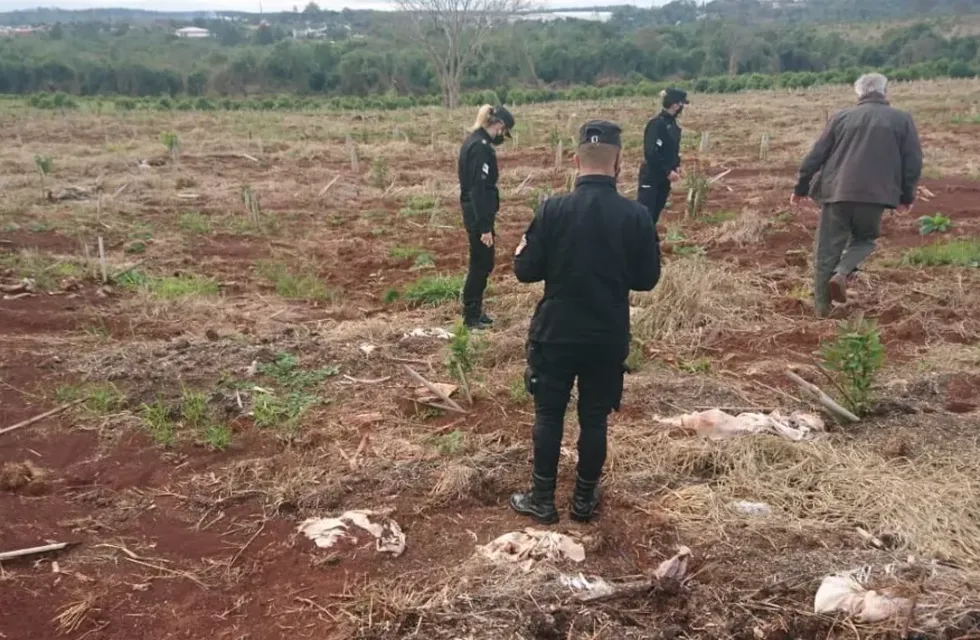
[525,341,627,482]
[462,228,495,322]
[638,182,670,227]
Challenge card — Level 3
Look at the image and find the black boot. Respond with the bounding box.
[509,473,559,524]
[570,476,601,523]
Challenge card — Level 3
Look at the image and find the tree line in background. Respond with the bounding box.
[0,3,978,102]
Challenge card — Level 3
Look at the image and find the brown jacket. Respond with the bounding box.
[794,93,922,208]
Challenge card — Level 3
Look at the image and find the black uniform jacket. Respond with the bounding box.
[639,110,681,187]
[458,128,500,234]
[514,175,661,347]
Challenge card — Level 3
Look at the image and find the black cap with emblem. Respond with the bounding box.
[662,88,689,108]
[492,105,515,138]
[578,120,622,148]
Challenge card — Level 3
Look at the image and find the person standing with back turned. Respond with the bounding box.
[458,104,515,330]
[510,120,661,524]
[791,72,922,317]
[638,88,688,227]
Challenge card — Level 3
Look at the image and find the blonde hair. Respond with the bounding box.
[471,104,496,132]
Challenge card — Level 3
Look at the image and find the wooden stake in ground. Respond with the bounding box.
[554,140,563,171]
[760,133,770,161]
[699,131,710,153]
[0,399,85,436]
[403,365,466,414]
[0,541,75,562]
[786,369,860,423]
[346,134,359,173]
[97,236,107,283]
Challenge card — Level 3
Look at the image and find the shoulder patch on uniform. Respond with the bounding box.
[482,163,489,175]
[515,234,527,256]
[481,139,488,145]
[656,139,663,147]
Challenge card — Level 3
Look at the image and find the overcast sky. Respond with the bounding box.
[0,0,663,11]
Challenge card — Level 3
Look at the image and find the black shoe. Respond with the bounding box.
[479,313,494,325]
[464,317,491,331]
[570,476,601,523]
[509,473,559,524]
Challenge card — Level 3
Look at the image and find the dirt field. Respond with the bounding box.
[2,79,980,640]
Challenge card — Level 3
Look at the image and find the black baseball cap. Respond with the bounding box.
[578,120,622,148]
[492,105,515,137]
[663,88,689,108]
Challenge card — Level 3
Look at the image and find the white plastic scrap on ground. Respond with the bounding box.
[560,573,616,598]
[659,409,825,442]
[479,528,585,569]
[299,510,406,557]
[730,501,773,517]
[402,327,454,341]
[814,568,913,623]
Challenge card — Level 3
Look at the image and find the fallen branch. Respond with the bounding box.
[318,175,341,197]
[512,173,534,196]
[786,369,859,423]
[402,397,465,415]
[403,365,466,414]
[0,541,75,562]
[0,399,85,436]
[241,154,260,163]
[708,168,733,185]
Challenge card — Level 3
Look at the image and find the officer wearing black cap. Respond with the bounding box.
[457,104,516,330]
[509,120,661,524]
[638,88,689,227]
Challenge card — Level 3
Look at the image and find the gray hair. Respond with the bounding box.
[854,73,888,98]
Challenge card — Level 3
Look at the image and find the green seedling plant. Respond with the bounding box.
[34,155,53,198]
[918,213,952,235]
[161,131,180,164]
[820,315,885,416]
[446,321,487,403]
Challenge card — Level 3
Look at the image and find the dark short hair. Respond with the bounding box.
[576,142,620,169]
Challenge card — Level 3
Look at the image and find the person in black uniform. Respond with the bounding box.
[637,88,689,227]
[458,104,515,330]
[509,120,661,524]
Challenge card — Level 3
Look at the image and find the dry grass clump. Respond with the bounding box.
[631,256,762,346]
[710,208,771,246]
[617,429,980,565]
[54,594,99,634]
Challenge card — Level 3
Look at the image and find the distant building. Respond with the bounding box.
[175,27,211,38]
[511,10,612,23]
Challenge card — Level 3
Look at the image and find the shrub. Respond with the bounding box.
[820,316,885,416]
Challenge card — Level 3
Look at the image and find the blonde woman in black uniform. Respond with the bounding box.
[457,104,515,330]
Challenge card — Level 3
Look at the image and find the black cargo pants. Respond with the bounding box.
[462,228,495,323]
[525,341,627,482]
[638,181,670,227]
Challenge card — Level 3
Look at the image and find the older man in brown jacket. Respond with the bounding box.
[791,72,923,317]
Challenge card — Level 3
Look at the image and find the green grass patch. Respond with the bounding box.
[0,251,87,290]
[258,352,339,390]
[253,391,318,433]
[140,399,176,447]
[901,239,980,268]
[256,261,334,301]
[118,271,220,299]
[508,375,530,405]
[674,244,707,257]
[177,211,212,234]
[55,382,125,414]
[389,245,427,260]
[431,429,465,456]
[403,274,464,307]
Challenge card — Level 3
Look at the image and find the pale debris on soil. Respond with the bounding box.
[655,545,693,580]
[403,327,454,340]
[299,510,406,557]
[814,570,913,623]
[413,382,458,403]
[730,500,773,516]
[659,409,825,442]
[560,573,616,597]
[479,529,585,570]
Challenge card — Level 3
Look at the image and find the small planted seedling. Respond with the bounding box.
[161,132,180,164]
[34,155,53,198]
[918,213,952,235]
[820,315,885,416]
[242,184,261,225]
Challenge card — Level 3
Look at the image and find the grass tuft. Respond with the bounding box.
[403,274,464,307]
[257,261,334,301]
[901,239,980,267]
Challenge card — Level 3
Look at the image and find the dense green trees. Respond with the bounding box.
[0,8,977,101]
